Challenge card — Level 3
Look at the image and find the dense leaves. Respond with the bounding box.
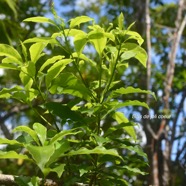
[0,10,154,186]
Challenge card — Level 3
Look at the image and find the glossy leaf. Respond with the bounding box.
[0,44,22,64]
[0,151,30,160]
[88,26,107,55]
[47,140,70,165]
[0,138,22,146]
[74,32,87,53]
[70,16,93,28]
[108,86,156,100]
[26,144,55,175]
[49,128,82,144]
[46,59,73,88]
[66,146,123,160]
[0,86,23,99]
[39,55,65,72]
[118,13,124,30]
[33,123,47,146]
[23,16,56,25]
[122,166,147,175]
[112,112,136,140]
[13,126,40,145]
[49,72,92,101]
[29,42,47,63]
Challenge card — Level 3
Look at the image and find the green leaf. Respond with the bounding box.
[0,44,22,64]
[66,146,123,160]
[70,16,93,28]
[24,37,58,44]
[29,42,47,63]
[33,123,47,146]
[23,17,56,26]
[74,32,87,53]
[47,140,70,165]
[19,62,35,89]
[49,128,82,144]
[45,164,65,178]
[0,138,22,146]
[39,55,65,72]
[20,41,28,61]
[13,126,40,145]
[0,63,18,70]
[112,112,136,140]
[108,86,156,100]
[46,59,73,88]
[121,43,147,67]
[125,30,144,45]
[88,26,107,55]
[0,151,30,160]
[118,13,124,30]
[107,100,149,111]
[120,144,148,159]
[26,144,55,175]
[49,72,92,101]
[122,166,147,175]
[0,86,23,99]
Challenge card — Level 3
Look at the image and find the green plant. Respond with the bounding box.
[0,11,155,186]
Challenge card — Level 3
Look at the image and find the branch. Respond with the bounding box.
[0,174,58,186]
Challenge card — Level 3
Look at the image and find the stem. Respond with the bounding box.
[101,42,122,103]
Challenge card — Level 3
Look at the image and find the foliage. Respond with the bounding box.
[0,10,154,186]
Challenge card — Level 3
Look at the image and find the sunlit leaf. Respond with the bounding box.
[33,123,47,146]
[108,86,156,100]
[66,146,123,160]
[0,44,22,64]
[23,16,56,26]
[26,144,55,173]
[118,13,124,30]
[112,112,136,140]
[46,59,73,88]
[0,151,30,160]
[39,55,65,72]
[49,72,92,101]
[88,26,107,55]
[13,126,40,145]
[0,138,22,146]
[70,16,93,28]
[29,42,47,63]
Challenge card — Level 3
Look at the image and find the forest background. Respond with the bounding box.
[0,0,185,186]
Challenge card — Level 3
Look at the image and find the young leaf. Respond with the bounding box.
[0,138,22,146]
[26,144,55,174]
[118,13,124,30]
[66,146,123,161]
[88,26,107,55]
[39,55,65,72]
[45,59,73,88]
[74,32,87,53]
[49,129,82,144]
[70,16,93,28]
[0,44,22,64]
[29,42,47,63]
[23,17,56,26]
[112,112,136,140]
[0,151,30,160]
[49,72,92,101]
[33,123,47,146]
[13,126,40,145]
[108,86,156,100]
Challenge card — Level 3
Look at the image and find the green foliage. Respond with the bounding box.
[0,12,154,185]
